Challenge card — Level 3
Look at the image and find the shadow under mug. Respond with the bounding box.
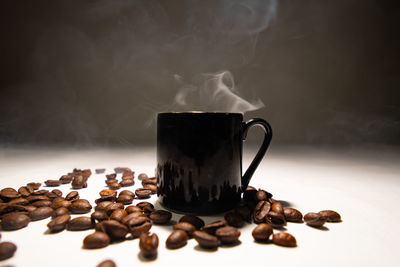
[156,112,272,215]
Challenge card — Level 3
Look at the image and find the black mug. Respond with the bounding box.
[156,112,272,214]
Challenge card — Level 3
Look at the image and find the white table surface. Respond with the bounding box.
[0,145,399,267]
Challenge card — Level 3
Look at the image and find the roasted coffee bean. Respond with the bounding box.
[126,216,152,237]
[106,173,117,179]
[234,204,251,221]
[29,207,54,221]
[96,220,128,240]
[149,210,172,224]
[8,198,29,206]
[81,169,92,179]
[32,200,52,208]
[143,184,157,194]
[51,200,71,210]
[135,188,151,199]
[252,223,273,242]
[69,199,92,214]
[284,208,303,222]
[0,188,20,200]
[193,231,218,249]
[18,187,31,197]
[271,201,284,215]
[225,212,245,228]
[1,213,30,230]
[91,211,109,222]
[83,232,110,249]
[105,179,118,186]
[272,232,297,247]
[65,191,79,201]
[45,180,62,187]
[114,167,129,174]
[266,211,286,228]
[8,204,36,213]
[47,214,70,232]
[46,192,58,200]
[215,226,241,244]
[139,233,158,259]
[116,194,134,205]
[119,190,135,197]
[142,177,157,185]
[136,201,154,210]
[67,216,95,231]
[304,212,326,227]
[27,182,41,190]
[125,205,142,214]
[0,241,17,261]
[110,209,127,222]
[166,230,188,249]
[253,201,271,224]
[121,212,147,226]
[0,203,12,215]
[31,189,48,196]
[108,183,121,190]
[105,203,124,216]
[179,215,205,230]
[71,176,85,189]
[51,189,62,197]
[52,196,65,203]
[119,179,135,187]
[95,168,106,174]
[53,207,69,218]
[255,189,268,201]
[97,259,116,267]
[138,173,148,180]
[60,175,73,184]
[173,222,196,237]
[201,220,227,235]
[121,174,134,180]
[27,195,49,204]
[318,210,341,222]
[100,189,117,199]
[95,201,113,212]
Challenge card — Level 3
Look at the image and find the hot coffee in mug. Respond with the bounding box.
[156,112,272,214]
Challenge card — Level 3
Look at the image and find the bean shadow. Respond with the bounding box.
[137,252,157,262]
[194,244,218,252]
[306,225,329,231]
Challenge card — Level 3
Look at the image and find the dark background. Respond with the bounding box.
[1,0,399,146]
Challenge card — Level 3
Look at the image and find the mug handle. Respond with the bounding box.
[241,118,273,191]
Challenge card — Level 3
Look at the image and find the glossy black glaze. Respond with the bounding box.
[157,112,272,215]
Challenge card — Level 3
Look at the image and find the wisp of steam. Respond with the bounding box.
[172,70,264,114]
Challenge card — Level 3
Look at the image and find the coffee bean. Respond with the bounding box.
[27,182,41,190]
[318,210,341,222]
[138,173,148,180]
[45,192,58,200]
[304,212,326,227]
[0,188,20,200]
[51,189,63,197]
[272,232,297,247]
[8,198,29,206]
[97,259,116,267]
[96,220,128,240]
[139,233,158,259]
[119,179,135,187]
[95,168,106,174]
[215,226,241,244]
[284,208,303,222]
[51,200,71,210]
[52,196,65,203]
[1,213,30,230]
[110,209,127,222]
[8,204,36,213]
[234,204,251,221]
[173,222,196,237]
[18,186,31,197]
[135,188,151,199]
[120,212,147,226]
[179,215,205,230]
[104,203,124,216]
[108,183,121,190]
[83,232,110,249]
[91,210,108,222]
[252,223,273,242]
[166,230,188,249]
[45,180,62,187]
[116,194,134,205]
[125,205,142,214]
[266,211,286,228]
[253,201,271,224]
[95,201,113,212]
[119,190,134,197]
[114,167,130,174]
[29,207,54,221]
[69,199,92,214]
[149,210,172,224]
[193,231,218,249]
[53,207,69,218]
[0,242,17,261]
[224,212,245,228]
[105,179,118,186]
[141,177,157,185]
[126,216,152,237]
[31,189,48,196]
[271,201,284,215]
[136,201,154,210]
[60,175,73,184]
[100,189,117,199]
[47,214,71,232]
[67,216,95,231]
[71,175,85,189]
[255,189,268,201]
[32,200,53,208]
[201,220,227,235]
[65,191,79,201]
[106,173,117,179]
[143,184,157,194]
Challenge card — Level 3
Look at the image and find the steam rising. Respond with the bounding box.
[172,70,264,113]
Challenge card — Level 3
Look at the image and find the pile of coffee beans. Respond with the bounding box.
[0,166,341,265]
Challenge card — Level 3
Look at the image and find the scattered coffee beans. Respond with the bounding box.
[318,210,341,222]
[1,213,30,230]
[252,223,273,242]
[67,216,95,231]
[201,220,227,235]
[83,232,110,249]
[283,208,303,222]
[149,210,172,225]
[173,222,196,237]
[44,180,62,187]
[47,214,71,232]
[95,220,128,240]
[135,188,152,199]
[0,241,17,261]
[97,259,116,267]
[138,173,148,180]
[95,169,106,174]
[266,211,286,228]
[304,212,326,227]
[253,201,271,224]
[29,207,54,221]
[179,215,205,230]
[193,231,219,249]
[139,233,158,259]
[272,232,297,247]
[224,212,245,228]
[69,199,92,214]
[166,230,188,249]
[215,226,241,244]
